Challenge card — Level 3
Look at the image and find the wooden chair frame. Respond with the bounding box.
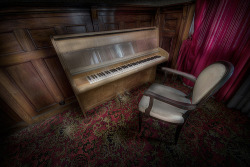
[137,61,234,145]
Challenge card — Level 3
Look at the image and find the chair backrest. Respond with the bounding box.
[192,61,234,105]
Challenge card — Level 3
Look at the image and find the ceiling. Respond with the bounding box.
[1,0,194,7]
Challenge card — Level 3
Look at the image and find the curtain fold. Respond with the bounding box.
[176,0,250,102]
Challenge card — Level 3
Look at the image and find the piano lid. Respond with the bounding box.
[51,27,159,75]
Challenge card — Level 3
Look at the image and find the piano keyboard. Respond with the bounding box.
[86,55,165,84]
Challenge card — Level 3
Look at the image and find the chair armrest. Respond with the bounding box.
[162,67,197,82]
[144,90,196,111]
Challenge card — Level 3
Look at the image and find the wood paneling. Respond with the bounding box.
[159,11,182,67]
[29,28,56,48]
[95,7,156,31]
[6,62,56,110]
[0,98,22,124]
[0,8,93,125]
[0,49,56,66]
[0,15,93,33]
[14,29,36,51]
[66,25,87,34]
[0,69,35,123]
[45,57,74,99]
[0,32,24,55]
[159,3,195,68]
[31,59,64,103]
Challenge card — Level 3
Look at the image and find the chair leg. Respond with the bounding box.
[175,111,191,145]
[138,112,142,133]
[174,124,184,145]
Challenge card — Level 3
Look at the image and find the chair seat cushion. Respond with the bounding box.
[138,83,191,124]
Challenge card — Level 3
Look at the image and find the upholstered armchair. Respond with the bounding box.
[138,61,234,144]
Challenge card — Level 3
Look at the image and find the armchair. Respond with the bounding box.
[138,61,234,144]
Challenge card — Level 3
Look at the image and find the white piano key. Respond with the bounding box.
[87,56,165,84]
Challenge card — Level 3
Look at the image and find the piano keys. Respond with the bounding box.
[51,27,169,117]
[86,55,165,84]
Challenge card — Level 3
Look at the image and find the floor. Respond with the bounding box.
[1,78,250,167]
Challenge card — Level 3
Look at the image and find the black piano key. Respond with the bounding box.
[87,76,92,80]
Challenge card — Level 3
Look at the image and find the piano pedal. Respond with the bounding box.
[117,92,131,103]
[125,91,131,96]
[117,94,123,99]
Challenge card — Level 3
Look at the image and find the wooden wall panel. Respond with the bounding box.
[0,69,36,122]
[158,3,195,68]
[31,59,64,103]
[45,57,74,99]
[66,25,87,34]
[29,28,56,48]
[159,10,182,67]
[95,7,156,31]
[14,29,36,51]
[0,32,24,55]
[6,62,56,110]
[0,15,93,33]
[0,8,93,124]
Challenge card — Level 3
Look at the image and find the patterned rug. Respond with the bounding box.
[1,79,250,167]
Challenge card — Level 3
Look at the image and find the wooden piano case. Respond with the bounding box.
[51,27,169,117]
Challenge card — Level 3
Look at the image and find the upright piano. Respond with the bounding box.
[51,27,169,117]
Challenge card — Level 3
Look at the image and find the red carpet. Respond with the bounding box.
[2,79,250,166]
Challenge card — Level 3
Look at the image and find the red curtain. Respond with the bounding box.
[177,0,250,101]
